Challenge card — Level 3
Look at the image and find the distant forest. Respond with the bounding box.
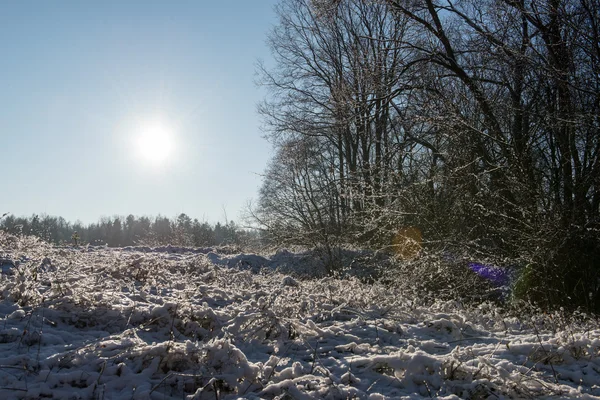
[0,213,253,248]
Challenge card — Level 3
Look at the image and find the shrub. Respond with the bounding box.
[513,225,600,313]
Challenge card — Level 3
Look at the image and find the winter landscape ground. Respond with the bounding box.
[1,232,599,399]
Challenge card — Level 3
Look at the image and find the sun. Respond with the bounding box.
[133,119,175,166]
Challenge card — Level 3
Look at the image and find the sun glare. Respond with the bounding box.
[133,119,175,167]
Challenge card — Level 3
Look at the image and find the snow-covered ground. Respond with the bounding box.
[1,234,599,399]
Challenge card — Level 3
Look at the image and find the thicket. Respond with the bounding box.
[252,0,600,313]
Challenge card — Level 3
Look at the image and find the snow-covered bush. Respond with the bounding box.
[381,252,511,305]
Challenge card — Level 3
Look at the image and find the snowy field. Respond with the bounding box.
[1,233,599,399]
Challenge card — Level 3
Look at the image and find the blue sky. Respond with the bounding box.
[1,1,278,225]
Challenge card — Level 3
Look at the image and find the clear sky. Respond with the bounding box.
[1,1,278,225]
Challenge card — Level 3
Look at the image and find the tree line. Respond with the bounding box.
[253,0,600,311]
[0,213,251,248]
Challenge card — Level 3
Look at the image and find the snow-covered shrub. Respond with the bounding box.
[2,265,42,306]
[192,339,260,397]
[0,232,55,306]
[381,252,509,305]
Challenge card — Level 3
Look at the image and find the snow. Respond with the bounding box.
[0,233,599,399]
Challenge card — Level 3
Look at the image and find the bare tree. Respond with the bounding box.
[258,0,600,310]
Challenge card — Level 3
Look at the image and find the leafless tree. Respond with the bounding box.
[257,0,600,310]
